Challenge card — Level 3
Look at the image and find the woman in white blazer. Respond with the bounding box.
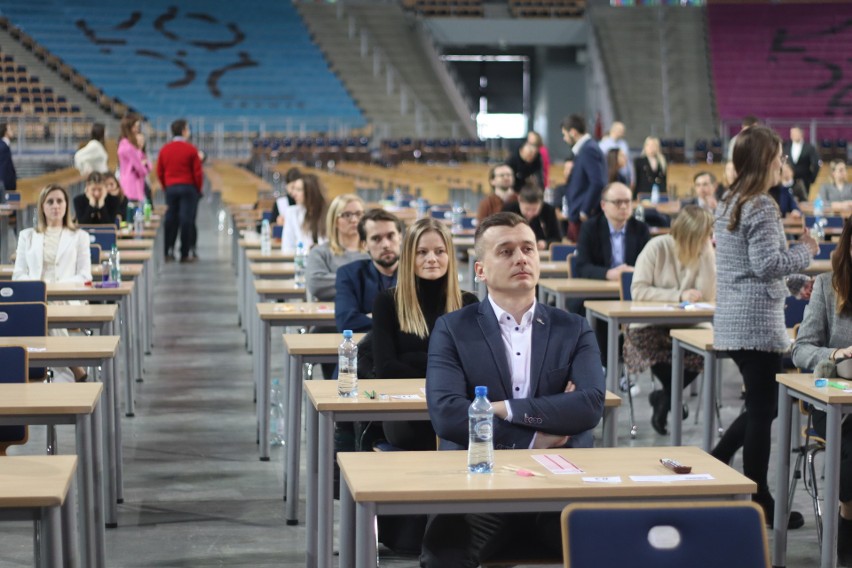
[13,184,92,382]
[281,173,328,253]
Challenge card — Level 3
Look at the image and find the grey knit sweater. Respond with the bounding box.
[714,194,812,352]
[792,273,852,371]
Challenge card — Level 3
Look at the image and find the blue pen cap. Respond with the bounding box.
[343,329,353,339]
[475,386,487,398]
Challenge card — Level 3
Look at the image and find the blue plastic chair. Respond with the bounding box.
[0,280,46,303]
[815,241,837,260]
[0,302,47,381]
[0,345,28,454]
[561,501,769,568]
[568,254,578,278]
[90,244,102,265]
[620,271,634,301]
[550,244,576,262]
[805,215,844,229]
[272,225,283,239]
[88,229,116,252]
[784,296,809,329]
[461,216,476,230]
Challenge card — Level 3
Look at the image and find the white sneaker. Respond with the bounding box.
[620,375,641,397]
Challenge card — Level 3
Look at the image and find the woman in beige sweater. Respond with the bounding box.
[624,205,716,434]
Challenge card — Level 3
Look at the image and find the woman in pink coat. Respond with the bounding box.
[117,115,151,205]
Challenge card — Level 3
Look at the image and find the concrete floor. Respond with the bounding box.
[2,199,823,567]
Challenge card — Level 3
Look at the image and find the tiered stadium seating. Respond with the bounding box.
[708,3,852,140]
[509,0,585,18]
[0,0,365,131]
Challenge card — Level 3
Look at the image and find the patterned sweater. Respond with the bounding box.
[713,194,812,352]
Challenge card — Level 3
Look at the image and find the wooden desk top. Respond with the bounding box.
[46,304,117,324]
[115,239,155,250]
[538,278,621,295]
[0,336,120,360]
[245,250,295,262]
[254,280,309,296]
[467,248,551,261]
[283,332,367,354]
[118,228,157,239]
[91,263,143,279]
[538,262,569,275]
[339,446,755,503]
[250,262,295,276]
[305,378,622,411]
[46,282,133,299]
[0,456,77,508]
[257,302,334,322]
[0,383,102,415]
[101,250,152,263]
[672,328,794,350]
[239,238,281,250]
[585,301,715,318]
[778,373,852,405]
[805,259,832,275]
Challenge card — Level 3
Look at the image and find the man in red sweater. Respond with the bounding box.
[157,119,203,262]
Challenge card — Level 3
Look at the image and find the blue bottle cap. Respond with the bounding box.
[474,386,487,398]
[343,330,353,339]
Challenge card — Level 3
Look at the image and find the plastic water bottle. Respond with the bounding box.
[338,330,358,397]
[651,183,660,205]
[260,219,271,255]
[270,379,285,446]
[294,241,306,288]
[813,198,826,241]
[416,197,429,220]
[634,203,645,223]
[814,197,824,220]
[451,201,463,233]
[393,187,404,208]
[109,245,121,283]
[217,209,227,232]
[133,208,144,239]
[143,201,152,222]
[468,386,494,473]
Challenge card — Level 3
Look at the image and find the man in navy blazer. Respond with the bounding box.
[0,122,17,194]
[334,208,403,333]
[422,212,605,566]
[561,114,606,242]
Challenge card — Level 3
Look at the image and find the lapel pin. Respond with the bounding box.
[536,318,544,325]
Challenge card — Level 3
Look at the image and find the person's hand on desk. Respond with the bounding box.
[799,229,820,257]
[605,264,633,282]
[680,289,703,303]
[831,346,852,361]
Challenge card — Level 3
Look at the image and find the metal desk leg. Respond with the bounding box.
[284,354,301,524]
[75,413,94,567]
[606,316,619,394]
[772,386,794,567]
[355,501,377,568]
[339,475,355,568]
[145,259,153,354]
[134,277,144,382]
[602,405,617,448]
[60,478,78,568]
[120,298,134,417]
[318,411,334,568]
[258,319,270,461]
[821,404,843,568]
[49,497,66,568]
[700,352,717,452]
[91,391,106,567]
[670,338,684,446]
[103,322,118,527]
[305,402,319,567]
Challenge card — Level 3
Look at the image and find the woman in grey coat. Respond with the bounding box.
[713,126,819,529]
[818,160,852,204]
[792,219,852,564]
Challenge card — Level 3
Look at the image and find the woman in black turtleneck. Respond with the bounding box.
[371,218,478,450]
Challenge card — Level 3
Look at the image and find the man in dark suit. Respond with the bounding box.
[680,171,720,212]
[422,212,605,566]
[783,126,821,194]
[334,208,403,333]
[502,183,561,249]
[561,114,606,243]
[0,122,17,195]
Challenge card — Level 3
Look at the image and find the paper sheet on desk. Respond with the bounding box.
[629,306,676,312]
[26,347,47,352]
[390,394,422,400]
[533,454,584,474]
[630,474,714,482]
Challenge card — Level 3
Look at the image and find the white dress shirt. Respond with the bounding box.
[791,141,802,164]
[487,295,536,423]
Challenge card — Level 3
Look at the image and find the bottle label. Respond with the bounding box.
[474,420,492,440]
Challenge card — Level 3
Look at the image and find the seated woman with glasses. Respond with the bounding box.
[792,217,852,564]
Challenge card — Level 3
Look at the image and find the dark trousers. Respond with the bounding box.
[711,350,782,492]
[420,512,562,567]
[164,184,199,259]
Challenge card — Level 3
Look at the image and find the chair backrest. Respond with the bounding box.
[784,296,809,329]
[551,243,576,262]
[272,224,283,239]
[568,253,578,278]
[85,228,116,251]
[4,191,20,202]
[815,241,837,260]
[0,280,46,303]
[461,216,476,230]
[90,244,102,265]
[561,501,770,568]
[620,271,634,301]
[0,302,47,381]
[0,345,28,453]
[805,215,844,229]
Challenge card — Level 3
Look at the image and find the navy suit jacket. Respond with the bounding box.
[769,184,801,217]
[565,138,606,223]
[575,214,650,280]
[334,258,397,332]
[426,300,605,451]
[0,139,16,192]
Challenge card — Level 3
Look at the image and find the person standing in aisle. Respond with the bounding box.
[157,119,203,263]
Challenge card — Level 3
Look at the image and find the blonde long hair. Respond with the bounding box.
[325,194,365,255]
[395,218,463,338]
[642,136,667,172]
[36,184,77,233]
[670,205,713,266]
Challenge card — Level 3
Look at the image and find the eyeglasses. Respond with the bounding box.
[338,211,364,221]
[604,199,632,208]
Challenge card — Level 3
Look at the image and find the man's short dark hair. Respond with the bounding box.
[91,123,105,144]
[171,119,188,137]
[357,208,404,242]
[284,167,302,184]
[489,163,512,182]
[693,171,716,184]
[518,184,543,205]
[742,115,759,128]
[0,123,8,138]
[561,114,586,135]
[474,211,529,259]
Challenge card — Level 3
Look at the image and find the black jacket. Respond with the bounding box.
[783,141,821,190]
[503,201,562,246]
[575,214,651,280]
